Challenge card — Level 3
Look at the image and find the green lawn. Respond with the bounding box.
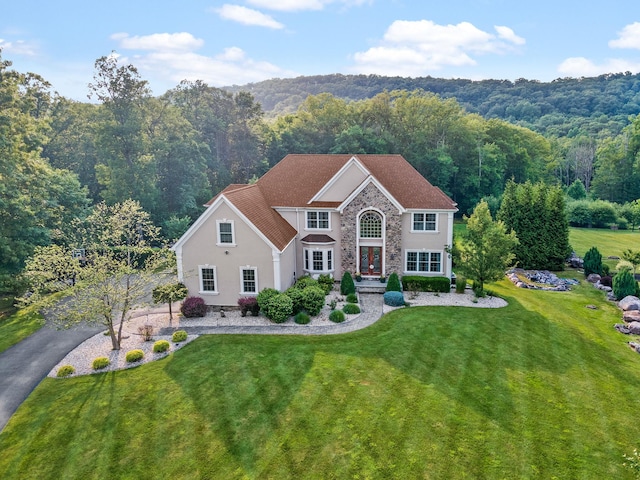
[569,227,640,259]
[1,279,639,479]
[0,297,44,354]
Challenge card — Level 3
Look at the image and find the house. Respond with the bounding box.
[172,154,458,306]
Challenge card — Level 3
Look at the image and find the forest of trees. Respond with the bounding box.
[2,50,640,285]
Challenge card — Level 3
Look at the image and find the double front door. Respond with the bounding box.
[360,246,382,276]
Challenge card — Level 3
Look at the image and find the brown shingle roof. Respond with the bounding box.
[223,184,297,252]
[256,154,457,210]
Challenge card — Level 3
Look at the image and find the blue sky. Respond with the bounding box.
[2,0,640,101]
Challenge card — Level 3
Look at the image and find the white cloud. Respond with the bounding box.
[216,4,284,29]
[352,20,524,76]
[557,56,640,77]
[609,22,640,49]
[110,32,204,52]
[246,0,368,12]
[0,38,37,56]
[495,26,525,46]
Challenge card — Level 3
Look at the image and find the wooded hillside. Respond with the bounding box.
[225,73,640,137]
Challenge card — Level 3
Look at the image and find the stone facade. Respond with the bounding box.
[340,182,403,275]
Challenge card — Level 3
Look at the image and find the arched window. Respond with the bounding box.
[359,211,382,238]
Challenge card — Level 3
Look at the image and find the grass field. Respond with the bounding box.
[0,297,44,354]
[1,279,639,479]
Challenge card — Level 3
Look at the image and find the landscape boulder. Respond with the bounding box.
[586,273,601,283]
[618,296,640,312]
[623,310,640,323]
[615,321,640,335]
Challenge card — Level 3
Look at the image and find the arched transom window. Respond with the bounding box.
[359,211,382,239]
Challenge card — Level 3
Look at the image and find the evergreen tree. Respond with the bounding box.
[340,271,356,295]
[385,272,402,292]
[583,246,603,277]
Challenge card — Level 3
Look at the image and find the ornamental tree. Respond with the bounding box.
[452,200,518,295]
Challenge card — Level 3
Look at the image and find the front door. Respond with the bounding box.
[360,246,382,276]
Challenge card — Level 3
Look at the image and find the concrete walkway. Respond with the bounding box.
[0,295,384,434]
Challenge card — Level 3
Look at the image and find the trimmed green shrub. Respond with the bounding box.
[401,275,450,293]
[567,200,592,227]
[613,269,638,300]
[56,365,75,377]
[346,293,358,303]
[455,276,467,294]
[294,276,319,290]
[284,287,305,314]
[172,330,188,342]
[317,274,334,295]
[343,303,361,314]
[92,357,110,370]
[301,286,326,316]
[153,340,170,353]
[340,271,356,295]
[385,272,402,292]
[294,311,311,324]
[616,260,634,273]
[257,288,280,310]
[329,309,346,323]
[264,293,293,323]
[125,349,144,363]
[583,246,603,277]
[383,291,405,307]
[180,296,207,318]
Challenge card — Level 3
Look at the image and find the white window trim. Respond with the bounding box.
[404,250,443,274]
[410,212,439,233]
[303,247,335,274]
[305,210,331,231]
[198,265,219,295]
[239,266,259,295]
[216,219,236,246]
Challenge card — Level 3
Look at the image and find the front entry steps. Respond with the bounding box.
[355,279,387,294]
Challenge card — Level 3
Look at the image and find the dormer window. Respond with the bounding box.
[306,211,330,230]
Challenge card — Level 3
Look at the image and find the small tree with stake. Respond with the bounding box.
[153,282,188,321]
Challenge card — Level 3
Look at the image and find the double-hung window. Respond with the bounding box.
[304,248,334,273]
[306,211,330,230]
[199,265,218,293]
[405,251,442,273]
[217,220,235,245]
[412,213,437,232]
[240,267,258,294]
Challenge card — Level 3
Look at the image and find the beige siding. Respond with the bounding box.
[401,212,452,277]
[293,210,342,280]
[180,202,275,306]
[314,161,368,202]
[278,239,297,290]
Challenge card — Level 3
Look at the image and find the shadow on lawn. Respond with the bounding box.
[163,291,640,474]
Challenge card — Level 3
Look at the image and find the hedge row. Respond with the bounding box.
[401,276,451,293]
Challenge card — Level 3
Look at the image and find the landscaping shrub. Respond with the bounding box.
[172,330,188,342]
[56,365,75,377]
[346,293,358,303]
[153,340,170,353]
[294,276,319,290]
[125,349,144,363]
[600,275,613,287]
[343,303,361,314]
[284,287,305,314]
[180,296,207,318]
[583,246,603,277]
[329,309,345,323]
[401,276,450,293]
[301,286,326,316]
[613,269,639,300]
[257,288,280,310]
[616,260,634,273]
[589,200,618,228]
[340,271,356,295]
[385,272,402,292]
[264,293,293,323]
[328,298,337,310]
[237,297,260,316]
[317,273,334,295]
[455,276,467,294]
[294,311,311,325]
[138,324,154,341]
[92,357,110,370]
[567,200,592,227]
[383,291,405,307]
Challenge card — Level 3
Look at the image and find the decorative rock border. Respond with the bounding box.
[506,268,579,291]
